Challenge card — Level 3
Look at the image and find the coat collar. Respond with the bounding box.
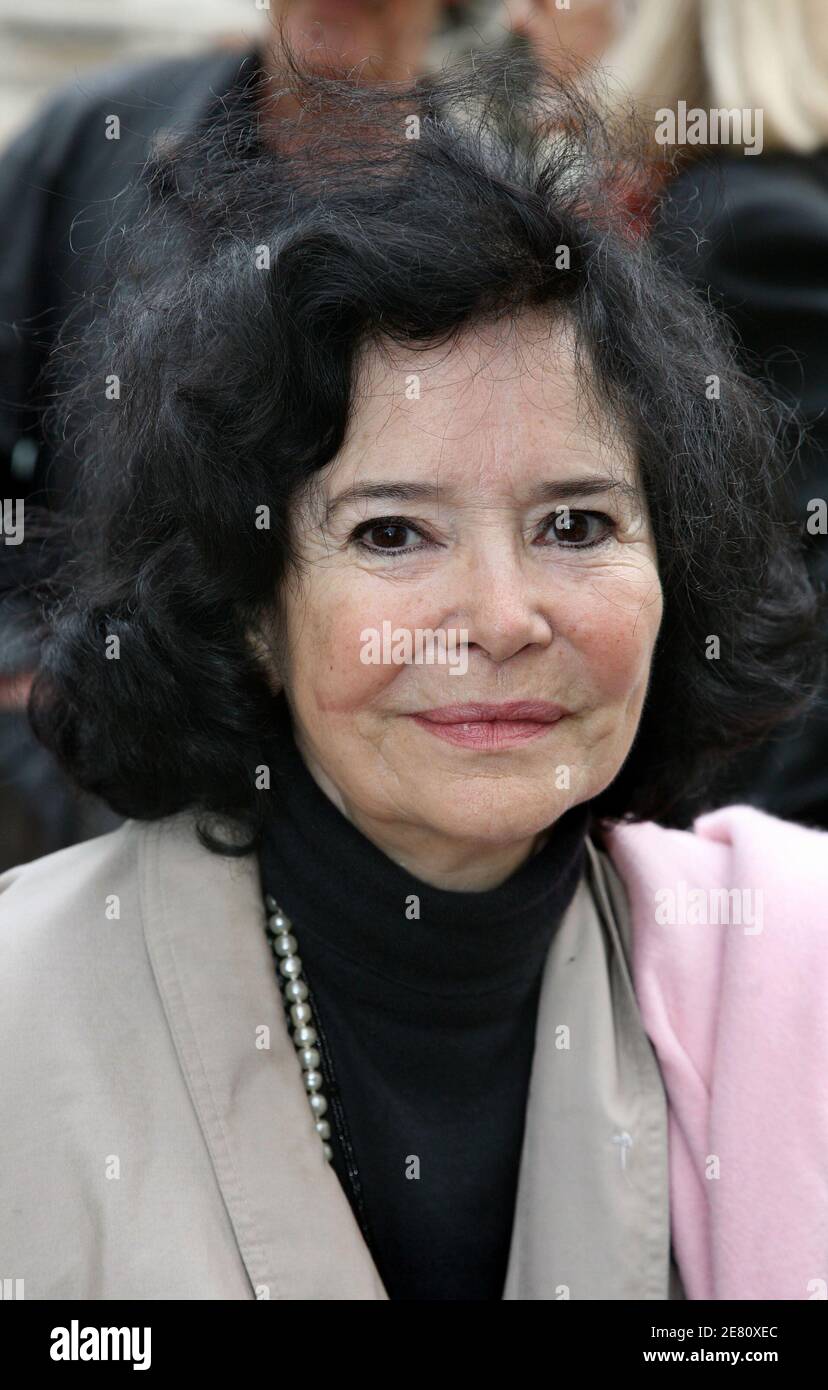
[139,813,671,1299]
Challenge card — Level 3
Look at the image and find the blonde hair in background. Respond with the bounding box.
[601,0,828,153]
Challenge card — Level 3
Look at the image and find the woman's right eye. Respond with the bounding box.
[350,518,432,555]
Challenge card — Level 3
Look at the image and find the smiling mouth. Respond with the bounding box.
[408,701,569,750]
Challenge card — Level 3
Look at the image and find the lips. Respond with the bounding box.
[413,701,569,724]
[408,701,569,750]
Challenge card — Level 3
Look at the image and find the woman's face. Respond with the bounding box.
[271,311,663,855]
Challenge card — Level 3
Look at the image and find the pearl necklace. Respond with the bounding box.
[264,893,335,1162]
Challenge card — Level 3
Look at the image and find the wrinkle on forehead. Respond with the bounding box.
[352,308,574,434]
[350,307,632,471]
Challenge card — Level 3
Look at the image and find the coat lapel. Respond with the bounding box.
[140,812,389,1299]
[502,843,672,1299]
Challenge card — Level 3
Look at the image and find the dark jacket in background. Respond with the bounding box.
[651,153,828,828]
[0,46,260,867]
[0,43,261,628]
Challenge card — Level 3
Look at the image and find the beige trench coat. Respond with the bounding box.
[0,811,685,1300]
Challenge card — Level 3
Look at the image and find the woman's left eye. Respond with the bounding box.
[538,510,614,548]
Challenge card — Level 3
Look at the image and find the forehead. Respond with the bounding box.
[333,309,634,493]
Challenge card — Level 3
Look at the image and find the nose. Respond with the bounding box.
[452,539,555,665]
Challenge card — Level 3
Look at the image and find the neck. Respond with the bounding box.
[295,741,556,893]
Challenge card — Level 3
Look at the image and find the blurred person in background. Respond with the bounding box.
[508,0,828,829]
[506,0,629,71]
[501,2,663,231]
[0,0,491,870]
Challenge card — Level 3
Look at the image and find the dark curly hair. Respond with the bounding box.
[22,44,824,853]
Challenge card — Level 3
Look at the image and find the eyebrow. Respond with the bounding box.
[323,475,641,524]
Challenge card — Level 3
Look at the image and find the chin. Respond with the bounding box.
[415,792,574,847]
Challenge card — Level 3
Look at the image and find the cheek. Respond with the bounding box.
[284,574,419,718]
[559,565,662,703]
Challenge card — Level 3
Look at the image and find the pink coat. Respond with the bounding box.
[605,804,828,1301]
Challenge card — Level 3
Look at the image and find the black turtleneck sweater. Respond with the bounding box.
[258,703,591,1301]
